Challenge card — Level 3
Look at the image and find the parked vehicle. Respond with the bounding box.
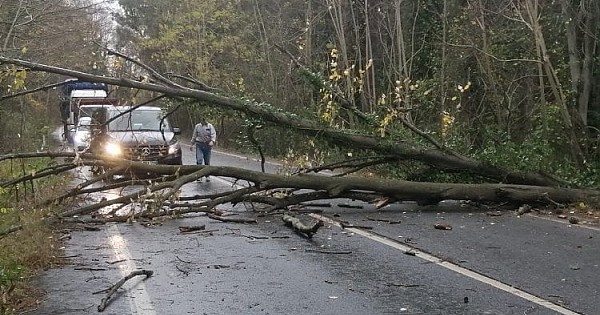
[59,79,119,143]
[72,116,93,152]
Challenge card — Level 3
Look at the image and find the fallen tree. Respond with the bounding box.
[1,152,599,224]
[0,56,565,187]
[0,54,598,225]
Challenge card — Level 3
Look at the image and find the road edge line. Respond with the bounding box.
[310,213,581,315]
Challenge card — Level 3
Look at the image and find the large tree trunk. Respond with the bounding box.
[52,161,600,218]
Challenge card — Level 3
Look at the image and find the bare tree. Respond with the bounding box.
[560,0,598,127]
[513,0,584,166]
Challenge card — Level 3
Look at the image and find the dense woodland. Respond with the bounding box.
[1,0,600,186]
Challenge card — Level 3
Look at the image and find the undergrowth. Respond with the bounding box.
[0,158,69,315]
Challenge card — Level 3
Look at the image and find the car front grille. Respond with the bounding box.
[124,145,169,161]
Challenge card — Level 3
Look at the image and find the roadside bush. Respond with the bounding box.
[0,160,68,315]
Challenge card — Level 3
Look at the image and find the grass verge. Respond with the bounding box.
[0,158,71,315]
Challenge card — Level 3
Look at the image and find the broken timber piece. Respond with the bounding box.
[178,225,206,233]
[207,213,257,224]
[97,269,153,312]
[282,214,324,238]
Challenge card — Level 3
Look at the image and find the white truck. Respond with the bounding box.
[59,79,119,144]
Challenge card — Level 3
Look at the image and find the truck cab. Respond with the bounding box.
[59,79,113,143]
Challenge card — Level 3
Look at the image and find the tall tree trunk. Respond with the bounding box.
[2,0,25,51]
[252,0,277,95]
[577,0,598,127]
[522,0,585,167]
[393,0,414,121]
[363,0,376,113]
[439,0,449,113]
[327,0,348,122]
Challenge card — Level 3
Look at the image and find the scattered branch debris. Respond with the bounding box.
[568,216,580,224]
[108,259,126,265]
[207,213,257,224]
[340,222,374,229]
[305,249,352,254]
[179,225,206,233]
[97,269,153,312]
[176,256,193,264]
[74,267,106,271]
[301,202,331,208]
[386,282,420,287]
[366,216,401,224]
[176,265,190,276]
[517,204,532,215]
[0,225,23,238]
[282,214,324,238]
[433,223,453,230]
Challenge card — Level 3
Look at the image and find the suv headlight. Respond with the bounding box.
[104,142,122,157]
[168,142,181,155]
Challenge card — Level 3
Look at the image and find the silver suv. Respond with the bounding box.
[90,106,182,165]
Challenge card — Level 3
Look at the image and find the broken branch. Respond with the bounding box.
[282,214,324,238]
[97,269,153,312]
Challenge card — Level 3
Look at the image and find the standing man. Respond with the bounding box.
[190,117,217,181]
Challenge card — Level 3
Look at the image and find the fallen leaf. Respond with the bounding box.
[568,216,580,224]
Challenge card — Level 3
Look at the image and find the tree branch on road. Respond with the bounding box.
[96,269,153,312]
[1,150,599,228]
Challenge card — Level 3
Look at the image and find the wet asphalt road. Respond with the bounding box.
[28,145,599,315]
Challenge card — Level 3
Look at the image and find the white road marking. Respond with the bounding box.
[190,143,590,314]
[107,224,157,315]
[526,214,600,231]
[310,214,581,315]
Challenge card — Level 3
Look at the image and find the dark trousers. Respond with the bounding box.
[195,142,212,165]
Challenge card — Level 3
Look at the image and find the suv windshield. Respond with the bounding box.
[108,109,170,132]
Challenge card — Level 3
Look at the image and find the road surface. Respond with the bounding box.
[28,145,599,315]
